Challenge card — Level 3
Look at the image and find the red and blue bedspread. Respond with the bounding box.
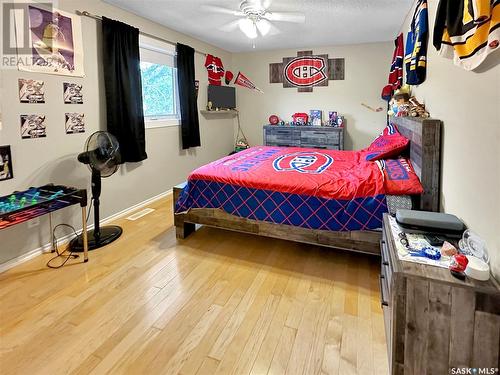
[175,146,389,231]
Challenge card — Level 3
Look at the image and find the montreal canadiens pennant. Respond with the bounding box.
[234,72,263,93]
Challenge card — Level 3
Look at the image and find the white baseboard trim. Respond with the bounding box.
[0,189,173,274]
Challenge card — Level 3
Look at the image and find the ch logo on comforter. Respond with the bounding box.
[273,152,333,174]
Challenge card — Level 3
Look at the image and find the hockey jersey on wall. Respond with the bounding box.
[382,33,404,100]
[433,0,500,71]
[205,54,225,85]
[405,0,429,85]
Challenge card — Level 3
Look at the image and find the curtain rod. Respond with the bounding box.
[76,10,208,56]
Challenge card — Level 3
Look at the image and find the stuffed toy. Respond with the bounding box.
[408,97,430,118]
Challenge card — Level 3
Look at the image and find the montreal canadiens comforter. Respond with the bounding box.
[175,146,389,231]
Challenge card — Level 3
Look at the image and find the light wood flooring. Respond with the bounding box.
[0,196,388,375]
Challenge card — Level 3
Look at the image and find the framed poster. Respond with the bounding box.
[19,79,45,103]
[63,82,83,104]
[0,146,14,181]
[15,5,85,77]
[65,113,85,134]
[20,115,47,139]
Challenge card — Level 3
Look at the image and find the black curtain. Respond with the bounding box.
[176,43,201,149]
[102,17,147,163]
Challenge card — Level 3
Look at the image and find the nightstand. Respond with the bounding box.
[381,214,500,374]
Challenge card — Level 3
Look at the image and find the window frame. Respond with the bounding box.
[139,36,180,128]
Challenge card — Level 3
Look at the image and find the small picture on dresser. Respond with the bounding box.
[18,79,45,103]
[63,83,83,104]
[310,110,322,126]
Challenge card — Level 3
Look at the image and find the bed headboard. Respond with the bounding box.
[391,116,442,212]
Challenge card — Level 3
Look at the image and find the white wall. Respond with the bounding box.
[232,43,394,150]
[401,0,500,278]
[0,0,235,265]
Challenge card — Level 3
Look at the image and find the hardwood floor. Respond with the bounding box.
[0,196,389,375]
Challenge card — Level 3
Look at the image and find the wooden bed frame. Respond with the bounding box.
[173,117,442,256]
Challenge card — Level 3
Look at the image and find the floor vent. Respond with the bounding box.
[126,208,155,221]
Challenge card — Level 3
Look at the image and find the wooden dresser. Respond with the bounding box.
[381,214,500,374]
[263,125,344,150]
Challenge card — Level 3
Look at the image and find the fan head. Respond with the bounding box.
[78,131,121,177]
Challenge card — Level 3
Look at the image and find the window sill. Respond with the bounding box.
[145,118,180,129]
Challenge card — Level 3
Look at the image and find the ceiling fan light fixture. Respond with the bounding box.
[239,18,258,39]
[256,19,271,36]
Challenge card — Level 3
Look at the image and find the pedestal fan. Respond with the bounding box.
[70,131,122,251]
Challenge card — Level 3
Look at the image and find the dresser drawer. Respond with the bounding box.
[300,129,340,145]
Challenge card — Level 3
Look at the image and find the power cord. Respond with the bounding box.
[46,198,93,269]
[46,223,80,269]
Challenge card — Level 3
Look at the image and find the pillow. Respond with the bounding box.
[376,158,424,195]
[362,123,409,161]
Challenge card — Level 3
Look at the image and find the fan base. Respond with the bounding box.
[69,225,123,252]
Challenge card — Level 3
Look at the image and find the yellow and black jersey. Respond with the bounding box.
[433,0,500,70]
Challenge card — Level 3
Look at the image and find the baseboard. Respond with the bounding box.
[0,189,173,274]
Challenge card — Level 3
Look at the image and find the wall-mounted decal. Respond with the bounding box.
[18,79,45,103]
[15,4,85,77]
[0,146,14,181]
[20,115,46,139]
[65,113,85,134]
[63,82,83,104]
[235,72,263,93]
[269,50,345,92]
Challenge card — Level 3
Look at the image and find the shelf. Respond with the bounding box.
[200,110,238,117]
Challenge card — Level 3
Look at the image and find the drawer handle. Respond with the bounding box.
[379,275,389,307]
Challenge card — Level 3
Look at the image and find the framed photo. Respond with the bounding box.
[65,113,85,134]
[0,146,14,181]
[20,115,47,139]
[63,82,83,104]
[19,79,45,103]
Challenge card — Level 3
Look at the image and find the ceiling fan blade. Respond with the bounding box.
[201,5,243,17]
[218,19,242,32]
[264,12,305,23]
[256,19,280,36]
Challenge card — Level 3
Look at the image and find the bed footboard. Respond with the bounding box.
[172,183,381,254]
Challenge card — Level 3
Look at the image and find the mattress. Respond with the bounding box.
[175,146,411,231]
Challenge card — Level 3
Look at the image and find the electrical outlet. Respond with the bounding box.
[27,217,40,228]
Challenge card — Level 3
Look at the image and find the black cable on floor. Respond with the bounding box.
[46,223,80,269]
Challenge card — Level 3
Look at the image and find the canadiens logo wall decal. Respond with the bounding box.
[273,152,334,174]
[284,57,327,87]
[269,50,345,92]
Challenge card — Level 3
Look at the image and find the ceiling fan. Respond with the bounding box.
[203,0,306,39]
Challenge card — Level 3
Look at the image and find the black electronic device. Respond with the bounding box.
[70,131,123,252]
[207,85,236,110]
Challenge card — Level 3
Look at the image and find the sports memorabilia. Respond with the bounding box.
[269,50,345,92]
[234,72,263,93]
[205,54,225,85]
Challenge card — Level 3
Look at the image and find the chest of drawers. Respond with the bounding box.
[263,125,344,150]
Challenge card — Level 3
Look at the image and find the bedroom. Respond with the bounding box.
[0,0,499,374]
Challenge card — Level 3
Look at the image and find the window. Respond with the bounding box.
[139,36,180,127]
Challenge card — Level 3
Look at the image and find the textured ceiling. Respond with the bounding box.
[103,0,413,52]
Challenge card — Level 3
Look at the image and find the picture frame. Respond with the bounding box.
[0,146,14,181]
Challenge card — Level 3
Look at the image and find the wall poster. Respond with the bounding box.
[0,146,14,181]
[63,82,83,104]
[65,113,85,134]
[15,4,85,77]
[20,115,47,139]
[19,79,45,103]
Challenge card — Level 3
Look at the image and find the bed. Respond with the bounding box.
[173,116,441,255]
